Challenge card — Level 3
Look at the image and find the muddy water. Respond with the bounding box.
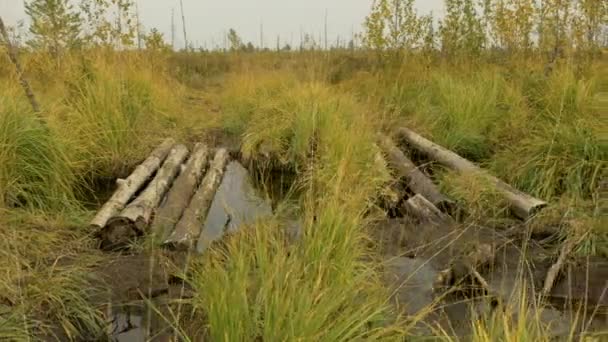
[196,161,273,253]
[376,218,608,339]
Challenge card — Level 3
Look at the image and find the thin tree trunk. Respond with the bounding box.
[164,148,229,251]
[179,0,188,50]
[101,145,189,250]
[151,143,210,241]
[379,135,454,211]
[91,138,176,230]
[396,127,547,219]
[0,17,41,114]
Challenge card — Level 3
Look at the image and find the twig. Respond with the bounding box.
[468,265,491,293]
[0,17,42,115]
[542,236,577,297]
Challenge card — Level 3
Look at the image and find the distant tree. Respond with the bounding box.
[420,13,436,56]
[363,0,426,53]
[227,28,243,51]
[439,0,485,58]
[144,28,169,51]
[25,0,82,57]
[538,0,573,60]
[79,0,137,47]
[281,43,292,51]
[363,0,388,51]
[492,0,535,53]
[576,0,607,51]
[347,39,355,51]
[243,41,255,52]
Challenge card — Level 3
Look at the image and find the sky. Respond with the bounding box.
[0,0,444,49]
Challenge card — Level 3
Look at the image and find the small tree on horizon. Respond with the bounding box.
[227,28,243,51]
[25,0,82,57]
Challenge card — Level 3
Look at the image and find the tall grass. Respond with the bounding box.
[0,83,77,210]
[190,74,400,340]
[1,46,605,339]
[0,209,105,340]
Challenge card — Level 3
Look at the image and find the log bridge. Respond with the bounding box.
[91,139,230,251]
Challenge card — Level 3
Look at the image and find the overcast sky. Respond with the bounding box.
[1,0,444,49]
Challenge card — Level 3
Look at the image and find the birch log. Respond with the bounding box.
[100,145,189,250]
[151,143,210,241]
[164,148,229,251]
[396,127,547,219]
[90,138,175,230]
[379,135,453,211]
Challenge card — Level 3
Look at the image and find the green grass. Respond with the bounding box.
[189,76,400,340]
[0,84,78,210]
[0,48,605,340]
[0,209,105,340]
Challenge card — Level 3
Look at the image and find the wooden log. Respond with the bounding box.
[396,127,547,219]
[403,194,454,225]
[100,145,189,250]
[90,138,176,230]
[163,148,229,251]
[379,135,453,211]
[151,143,210,241]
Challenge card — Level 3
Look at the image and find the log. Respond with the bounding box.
[100,145,189,250]
[150,143,210,241]
[396,127,547,219]
[163,148,230,251]
[403,194,454,225]
[90,138,176,230]
[379,135,454,211]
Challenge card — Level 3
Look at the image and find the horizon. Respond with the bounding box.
[0,0,444,50]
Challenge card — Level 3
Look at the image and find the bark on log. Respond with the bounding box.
[90,138,176,230]
[403,194,454,225]
[379,135,454,211]
[101,145,189,250]
[163,148,229,251]
[151,143,210,241]
[396,127,547,219]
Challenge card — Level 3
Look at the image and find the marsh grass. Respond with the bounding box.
[0,209,105,340]
[0,47,605,340]
[187,76,403,340]
[0,84,78,210]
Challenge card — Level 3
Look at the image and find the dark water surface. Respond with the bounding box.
[196,161,273,253]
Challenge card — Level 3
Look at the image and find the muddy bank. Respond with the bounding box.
[375,217,608,339]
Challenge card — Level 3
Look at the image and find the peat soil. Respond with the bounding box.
[373,213,608,339]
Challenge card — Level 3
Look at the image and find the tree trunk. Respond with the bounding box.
[151,143,210,241]
[164,148,230,251]
[0,17,41,114]
[90,138,176,230]
[396,127,547,219]
[379,135,454,212]
[101,145,189,250]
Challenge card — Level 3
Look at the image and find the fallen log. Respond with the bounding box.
[164,148,229,251]
[403,194,454,225]
[90,138,176,230]
[379,135,453,211]
[151,143,210,241]
[396,127,547,219]
[100,145,189,250]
